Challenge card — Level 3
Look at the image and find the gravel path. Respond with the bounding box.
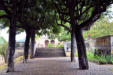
[0,57,113,75]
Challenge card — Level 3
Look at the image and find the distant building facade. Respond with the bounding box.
[16,39,25,49]
[36,35,59,48]
[86,35,113,55]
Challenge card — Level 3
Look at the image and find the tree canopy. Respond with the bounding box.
[0,0,113,71]
[83,17,113,39]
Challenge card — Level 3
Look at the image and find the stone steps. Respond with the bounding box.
[35,47,66,57]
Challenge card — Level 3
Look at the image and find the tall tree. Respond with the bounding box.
[52,0,112,69]
[17,0,61,62]
[0,0,36,72]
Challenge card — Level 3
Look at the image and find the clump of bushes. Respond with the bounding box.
[48,43,54,47]
[87,51,113,64]
[75,50,113,64]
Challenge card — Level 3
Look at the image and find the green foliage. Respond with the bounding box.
[0,10,6,15]
[55,27,71,41]
[87,51,99,62]
[75,50,113,64]
[111,55,113,63]
[0,10,7,28]
[0,37,8,63]
[17,0,62,38]
[53,0,112,30]
[48,34,56,40]
[96,55,107,63]
[56,44,64,48]
[75,52,78,57]
[83,17,113,40]
[48,43,54,47]
[35,35,39,40]
[48,43,64,48]
[87,51,113,64]
[75,51,98,62]
[0,37,7,45]
[48,26,70,41]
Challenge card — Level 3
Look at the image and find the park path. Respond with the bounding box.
[0,57,113,75]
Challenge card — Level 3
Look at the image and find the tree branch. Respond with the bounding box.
[59,15,70,23]
[16,25,24,29]
[58,24,71,32]
[75,6,91,20]
[54,10,71,32]
[79,11,101,30]
[78,1,112,30]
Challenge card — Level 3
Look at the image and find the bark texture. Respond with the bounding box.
[7,17,16,72]
[71,28,76,62]
[74,28,89,69]
[24,30,30,63]
[30,30,35,58]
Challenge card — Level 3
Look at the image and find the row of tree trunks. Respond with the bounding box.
[74,28,89,69]
[71,27,76,62]
[7,18,88,71]
[24,30,31,63]
[23,29,36,63]
[7,17,16,72]
[7,25,36,71]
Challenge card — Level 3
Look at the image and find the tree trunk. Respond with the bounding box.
[24,30,30,63]
[74,28,89,70]
[30,30,35,58]
[71,28,76,62]
[7,17,16,72]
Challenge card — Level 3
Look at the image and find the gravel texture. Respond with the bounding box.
[0,57,113,75]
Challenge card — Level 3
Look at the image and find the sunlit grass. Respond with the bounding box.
[75,50,113,64]
[0,56,24,71]
[0,63,7,71]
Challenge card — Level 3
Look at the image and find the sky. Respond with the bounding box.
[0,26,26,42]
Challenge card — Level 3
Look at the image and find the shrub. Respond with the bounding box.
[56,44,64,48]
[87,51,113,64]
[75,52,78,57]
[48,43,53,47]
[87,51,98,62]
[111,55,113,63]
[75,50,113,64]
